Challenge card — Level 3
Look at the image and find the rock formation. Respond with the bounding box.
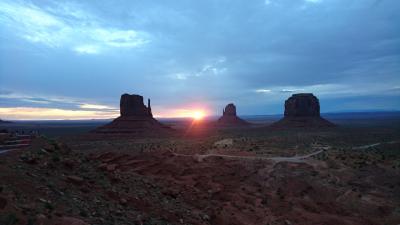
[216,103,250,127]
[271,93,335,128]
[93,93,170,135]
[223,103,237,116]
[284,93,320,117]
[120,94,152,117]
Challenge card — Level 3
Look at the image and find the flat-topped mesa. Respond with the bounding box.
[271,93,335,128]
[284,93,320,117]
[120,94,152,117]
[217,103,250,127]
[93,93,170,135]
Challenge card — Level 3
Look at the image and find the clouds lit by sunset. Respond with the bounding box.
[0,0,399,120]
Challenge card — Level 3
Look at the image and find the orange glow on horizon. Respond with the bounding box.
[0,107,118,120]
[192,111,205,121]
[0,107,209,120]
[153,108,208,119]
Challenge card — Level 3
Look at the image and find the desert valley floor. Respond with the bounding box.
[0,115,399,225]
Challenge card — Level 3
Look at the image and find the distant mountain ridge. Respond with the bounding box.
[0,119,12,124]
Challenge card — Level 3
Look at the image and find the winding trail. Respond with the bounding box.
[0,135,33,155]
[352,140,399,150]
[171,149,325,163]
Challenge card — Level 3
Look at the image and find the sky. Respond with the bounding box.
[0,0,399,120]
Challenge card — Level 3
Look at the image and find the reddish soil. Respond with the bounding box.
[1,136,399,225]
[93,150,399,225]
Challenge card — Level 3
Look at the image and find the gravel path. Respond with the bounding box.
[171,149,325,163]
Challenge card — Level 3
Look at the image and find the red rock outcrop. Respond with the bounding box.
[120,94,152,117]
[271,93,335,128]
[223,103,237,116]
[93,93,170,135]
[284,93,320,117]
[216,103,250,127]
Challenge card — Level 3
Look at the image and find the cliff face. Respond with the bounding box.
[93,93,169,135]
[217,103,249,127]
[284,93,320,117]
[271,93,335,128]
[223,104,237,116]
[120,94,152,117]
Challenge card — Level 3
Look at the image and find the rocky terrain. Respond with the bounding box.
[0,94,399,225]
[0,125,399,225]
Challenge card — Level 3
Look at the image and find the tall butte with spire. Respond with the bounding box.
[93,93,170,135]
[216,103,250,127]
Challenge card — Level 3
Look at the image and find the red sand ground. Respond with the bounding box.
[93,149,399,225]
[0,136,399,225]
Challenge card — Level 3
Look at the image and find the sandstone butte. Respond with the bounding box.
[216,103,250,127]
[271,93,335,128]
[93,93,170,135]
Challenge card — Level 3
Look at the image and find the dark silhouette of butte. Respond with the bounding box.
[94,93,169,134]
[216,103,250,127]
[271,93,335,128]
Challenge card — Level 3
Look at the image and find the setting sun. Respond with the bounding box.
[192,111,205,120]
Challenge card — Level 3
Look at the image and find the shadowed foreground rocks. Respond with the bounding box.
[1,129,399,225]
[271,93,335,128]
[216,103,250,127]
[93,93,170,135]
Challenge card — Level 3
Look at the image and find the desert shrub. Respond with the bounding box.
[0,212,18,225]
[51,153,61,162]
[44,201,54,212]
[26,217,36,225]
[79,210,88,217]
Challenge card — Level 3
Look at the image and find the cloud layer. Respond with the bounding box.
[0,0,399,119]
[0,1,148,54]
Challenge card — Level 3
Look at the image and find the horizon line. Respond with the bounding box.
[2,110,400,121]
